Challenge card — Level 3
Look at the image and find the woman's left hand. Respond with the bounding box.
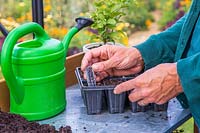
[114,63,183,106]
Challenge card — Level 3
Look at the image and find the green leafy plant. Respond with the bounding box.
[89,0,135,44]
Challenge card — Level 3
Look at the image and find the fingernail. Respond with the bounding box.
[113,89,117,94]
[96,77,100,82]
[92,64,99,70]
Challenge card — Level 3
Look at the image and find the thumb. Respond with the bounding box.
[92,58,116,72]
[114,79,138,94]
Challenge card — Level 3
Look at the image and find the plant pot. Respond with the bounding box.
[153,103,168,112]
[130,102,150,113]
[130,101,168,113]
[80,86,107,111]
[129,93,168,113]
[75,67,133,114]
[82,42,124,52]
[129,94,151,113]
[82,42,103,52]
[105,90,126,113]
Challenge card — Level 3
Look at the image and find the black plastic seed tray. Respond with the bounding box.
[75,67,131,114]
[130,102,150,113]
[75,67,168,115]
[153,103,168,112]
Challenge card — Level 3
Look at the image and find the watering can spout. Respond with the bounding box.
[62,17,94,52]
[75,17,94,31]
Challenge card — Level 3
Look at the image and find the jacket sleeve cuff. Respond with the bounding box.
[176,93,189,109]
[134,37,160,70]
[134,35,173,70]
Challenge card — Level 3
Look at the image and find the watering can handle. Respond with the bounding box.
[1,22,49,104]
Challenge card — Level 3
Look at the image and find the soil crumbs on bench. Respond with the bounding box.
[0,111,72,133]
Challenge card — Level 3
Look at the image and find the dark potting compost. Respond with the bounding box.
[75,67,168,115]
[0,111,72,133]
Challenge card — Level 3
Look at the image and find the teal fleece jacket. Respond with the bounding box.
[135,0,200,126]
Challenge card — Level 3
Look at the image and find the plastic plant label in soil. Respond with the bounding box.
[85,66,96,86]
[75,67,168,115]
[0,111,72,133]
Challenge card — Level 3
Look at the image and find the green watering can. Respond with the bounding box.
[1,17,93,121]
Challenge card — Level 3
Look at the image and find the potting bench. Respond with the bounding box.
[1,1,194,132]
[39,84,192,133]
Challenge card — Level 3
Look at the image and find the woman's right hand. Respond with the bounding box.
[81,45,144,81]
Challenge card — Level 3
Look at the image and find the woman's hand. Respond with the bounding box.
[114,63,183,105]
[81,45,144,81]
